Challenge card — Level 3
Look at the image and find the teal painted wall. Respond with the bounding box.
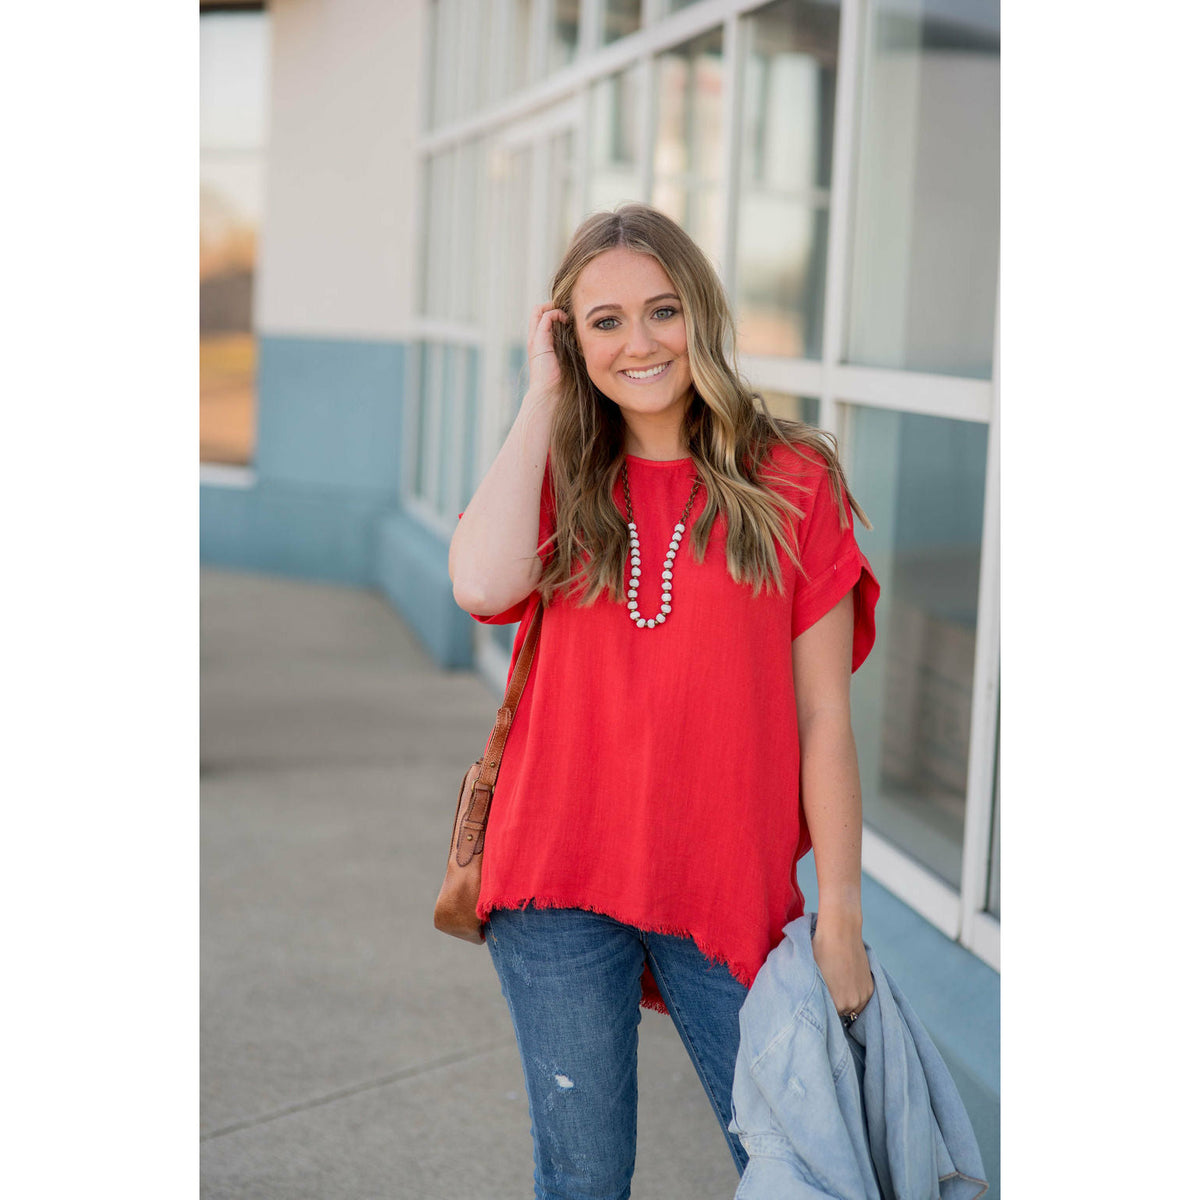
[201,335,406,586]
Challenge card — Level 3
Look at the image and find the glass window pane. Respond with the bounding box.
[736,0,838,359]
[664,0,703,12]
[589,67,644,211]
[603,0,642,46]
[652,27,724,265]
[847,406,989,888]
[549,129,578,267]
[452,141,483,322]
[459,347,481,515]
[200,8,269,467]
[438,346,461,514]
[758,390,819,428]
[433,0,458,126]
[499,146,534,427]
[507,0,535,93]
[847,0,1000,378]
[549,0,581,73]
[424,152,455,318]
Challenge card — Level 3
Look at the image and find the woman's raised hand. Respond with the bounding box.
[527,302,569,405]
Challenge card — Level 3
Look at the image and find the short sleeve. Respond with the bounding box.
[790,459,880,672]
[459,461,556,626]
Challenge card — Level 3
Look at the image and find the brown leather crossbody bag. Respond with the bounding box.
[433,602,544,943]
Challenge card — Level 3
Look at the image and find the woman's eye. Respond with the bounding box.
[595,317,618,331]
[652,307,679,320]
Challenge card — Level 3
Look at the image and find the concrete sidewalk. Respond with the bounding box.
[200,568,742,1199]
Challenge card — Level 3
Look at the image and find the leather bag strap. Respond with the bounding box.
[454,602,544,857]
[478,601,543,788]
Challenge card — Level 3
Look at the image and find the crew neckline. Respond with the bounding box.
[624,453,693,466]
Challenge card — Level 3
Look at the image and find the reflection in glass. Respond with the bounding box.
[736,0,838,359]
[452,141,483,322]
[549,130,578,267]
[603,0,642,45]
[548,0,581,73]
[848,407,989,888]
[653,27,724,265]
[589,68,643,212]
[199,8,269,466]
[460,348,481,515]
[757,390,819,429]
[847,0,1000,378]
[423,152,455,318]
[508,0,535,93]
[437,346,461,514]
[502,147,534,427]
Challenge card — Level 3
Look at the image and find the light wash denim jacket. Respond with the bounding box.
[728,914,988,1200]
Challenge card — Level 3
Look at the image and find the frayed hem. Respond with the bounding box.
[479,894,760,1008]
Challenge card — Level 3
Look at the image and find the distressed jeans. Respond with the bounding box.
[485,906,749,1200]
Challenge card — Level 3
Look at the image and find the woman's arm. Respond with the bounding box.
[449,304,567,615]
[792,590,875,1017]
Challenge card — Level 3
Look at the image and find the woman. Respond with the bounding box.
[449,204,879,1198]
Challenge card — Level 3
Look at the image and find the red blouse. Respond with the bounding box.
[464,443,879,1010]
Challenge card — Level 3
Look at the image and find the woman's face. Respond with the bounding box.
[570,246,694,434]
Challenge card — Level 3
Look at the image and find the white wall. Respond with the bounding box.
[256,0,426,340]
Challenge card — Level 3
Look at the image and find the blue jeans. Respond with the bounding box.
[486,906,749,1200]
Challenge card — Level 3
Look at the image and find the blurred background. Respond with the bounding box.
[200,1,999,1194]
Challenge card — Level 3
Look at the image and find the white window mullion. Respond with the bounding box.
[819,0,863,436]
[959,261,1002,964]
[637,53,656,202]
[717,12,743,291]
[740,354,823,399]
[862,827,962,941]
[532,0,552,82]
[830,364,992,424]
[579,0,602,57]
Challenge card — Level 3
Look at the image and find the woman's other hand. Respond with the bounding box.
[812,910,874,1021]
[527,302,569,403]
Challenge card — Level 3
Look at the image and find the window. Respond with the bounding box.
[653,27,725,265]
[847,407,989,888]
[603,0,643,45]
[589,66,644,212]
[735,0,839,359]
[199,6,269,466]
[549,0,582,73]
[846,0,1000,378]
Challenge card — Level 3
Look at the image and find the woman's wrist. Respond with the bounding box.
[814,900,863,931]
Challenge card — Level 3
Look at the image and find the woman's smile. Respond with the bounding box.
[619,362,672,382]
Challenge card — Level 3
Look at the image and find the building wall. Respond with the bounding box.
[256,0,425,339]
[201,0,454,651]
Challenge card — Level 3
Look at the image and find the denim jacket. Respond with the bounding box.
[729,914,988,1200]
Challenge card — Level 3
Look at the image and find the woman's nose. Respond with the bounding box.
[624,320,656,357]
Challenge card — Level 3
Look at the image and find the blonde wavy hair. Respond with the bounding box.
[536,203,868,609]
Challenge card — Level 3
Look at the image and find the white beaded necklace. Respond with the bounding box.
[621,459,702,630]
